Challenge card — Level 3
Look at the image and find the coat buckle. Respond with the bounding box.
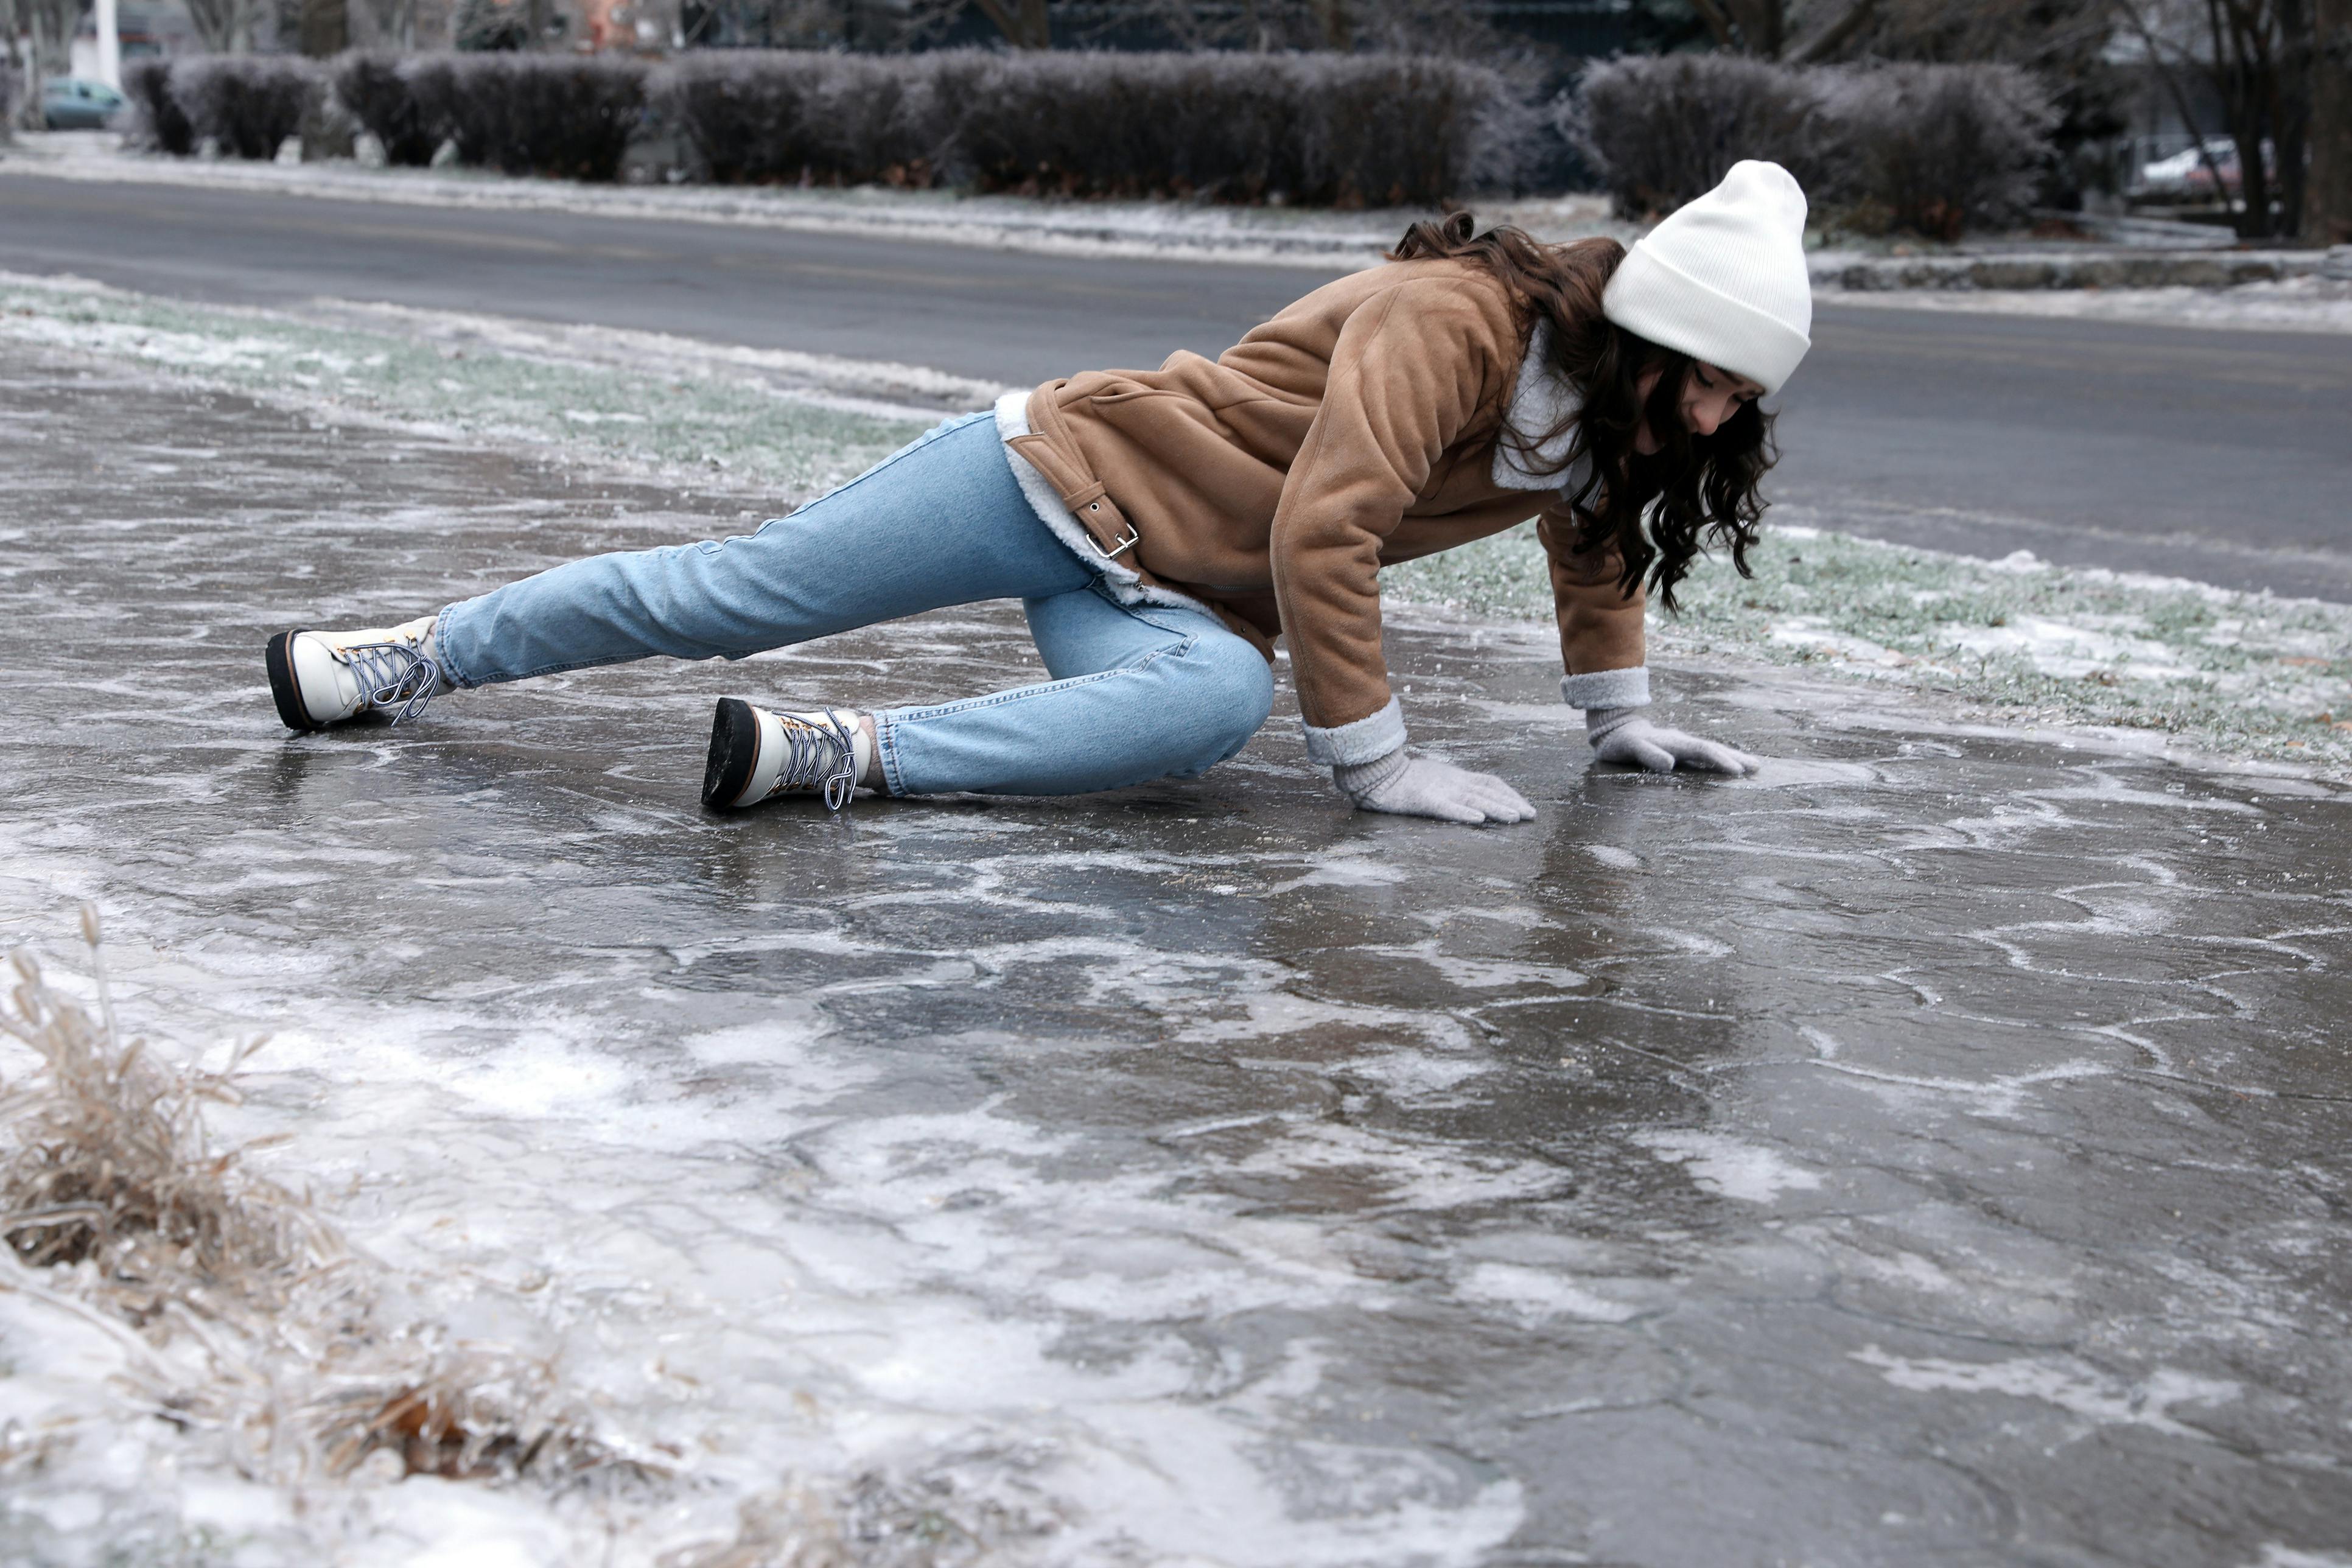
[1082,500,1139,560]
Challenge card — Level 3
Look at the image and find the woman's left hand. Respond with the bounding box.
[1586,709,1760,775]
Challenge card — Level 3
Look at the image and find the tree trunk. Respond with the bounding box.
[2311,0,2352,240]
[968,0,1048,47]
[2275,0,2311,235]
[1725,0,1785,56]
[1315,0,1350,50]
[300,0,350,54]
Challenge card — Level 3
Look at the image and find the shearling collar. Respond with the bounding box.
[1491,319,1592,496]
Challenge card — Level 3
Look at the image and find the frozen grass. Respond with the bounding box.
[0,271,932,500]
[4,269,2344,777]
[1385,524,2352,777]
[0,909,645,1491]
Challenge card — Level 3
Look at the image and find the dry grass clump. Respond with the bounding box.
[0,907,650,1491]
[0,906,327,1315]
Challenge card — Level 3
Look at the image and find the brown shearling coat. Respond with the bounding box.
[1006,257,1647,735]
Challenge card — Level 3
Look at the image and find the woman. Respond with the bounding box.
[264,161,1810,827]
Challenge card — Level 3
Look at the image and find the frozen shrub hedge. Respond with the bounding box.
[1844,64,2059,239]
[334,51,438,166]
[654,52,936,186]
[660,50,1532,203]
[144,49,1531,201]
[1567,55,1829,219]
[122,58,193,156]
[1568,54,2057,237]
[405,55,648,180]
[337,52,648,180]
[124,56,315,160]
[171,56,323,159]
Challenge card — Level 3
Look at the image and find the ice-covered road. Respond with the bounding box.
[3,348,2351,1566]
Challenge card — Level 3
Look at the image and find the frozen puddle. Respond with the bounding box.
[2,347,2351,1564]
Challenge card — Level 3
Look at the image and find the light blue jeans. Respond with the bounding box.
[433,412,1275,797]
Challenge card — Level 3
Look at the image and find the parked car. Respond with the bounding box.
[2134,137,2276,200]
[43,77,127,130]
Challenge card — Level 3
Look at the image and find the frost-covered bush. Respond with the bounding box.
[142,48,1529,203]
[654,52,938,186]
[405,54,648,180]
[122,58,192,155]
[170,55,324,160]
[1566,54,2057,236]
[942,50,1527,204]
[332,51,438,166]
[1566,54,1837,219]
[333,54,647,179]
[653,49,1533,204]
[1831,63,2057,239]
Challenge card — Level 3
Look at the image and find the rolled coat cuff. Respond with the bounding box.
[1559,666,1651,712]
[1301,697,1407,766]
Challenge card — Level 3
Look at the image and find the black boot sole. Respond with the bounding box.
[702,697,761,811]
[265,631,322,732]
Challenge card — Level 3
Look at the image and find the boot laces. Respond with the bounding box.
[336,639,444,725]
[766,710,859,811]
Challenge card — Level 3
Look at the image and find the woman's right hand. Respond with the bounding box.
[1332,749,1536,825]
[1585,709,1760,775]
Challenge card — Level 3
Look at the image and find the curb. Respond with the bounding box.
[1814,248,2342,292]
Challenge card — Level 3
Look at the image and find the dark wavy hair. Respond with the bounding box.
[1388,212,1777,610]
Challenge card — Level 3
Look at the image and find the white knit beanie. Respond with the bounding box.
[1601,160,1813,395]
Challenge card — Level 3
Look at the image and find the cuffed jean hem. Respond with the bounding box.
[431,603,478,690]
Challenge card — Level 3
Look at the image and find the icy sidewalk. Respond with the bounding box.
[6,268,2347,780]
[5,346,2352,1566]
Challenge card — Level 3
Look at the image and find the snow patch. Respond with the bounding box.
[1629,1130,1825,1203]
[1851,1346,2239,1438]
[1458,1262,1643,1323]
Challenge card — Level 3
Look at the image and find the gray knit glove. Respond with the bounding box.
[1586,707,1760,775]
[1333,747,1537,825]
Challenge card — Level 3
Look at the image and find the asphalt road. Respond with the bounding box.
[7,171,2349,600]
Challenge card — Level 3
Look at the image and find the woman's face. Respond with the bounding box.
[1633,362,1766,453]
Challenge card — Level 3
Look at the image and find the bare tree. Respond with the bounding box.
[184,0,276,51]
[4,0,84,113]
[2311,0,2352,239]
[2116,0,2312,237]
[1680,0,1888,62]
[969,0,1050,44]
[903,0,1496,52]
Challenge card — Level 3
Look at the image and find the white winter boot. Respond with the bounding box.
[702,698,872,813]
[265,615,451,731]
